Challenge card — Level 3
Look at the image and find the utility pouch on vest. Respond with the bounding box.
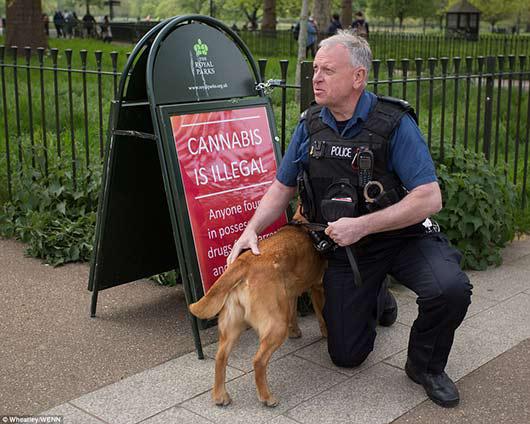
[321,178,359,222]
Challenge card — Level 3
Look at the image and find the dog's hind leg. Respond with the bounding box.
[253,323,288,407]
[288,296,302,338]
[213,298,245,406]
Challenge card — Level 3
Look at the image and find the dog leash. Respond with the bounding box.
[289,220,363,288]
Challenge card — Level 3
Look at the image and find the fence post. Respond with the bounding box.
[80,50,90,168]
[95,51,104,158]
[65,49,77,189]
[414,58,422,120]
[386,59,395,97]
[483,56,496,161]
[37,47,48,178]
[257,58,267,81]
[440,57,449,161]
[24,47,36,169]
[494,55,505,166]
[372,59,380,94]
[401,58,409,100]
[0,45,12,200]
[50,48,61,157]
[300,60,314,113]
[451,57,461,149]
[279,59,289,155]
[110,51,118,98]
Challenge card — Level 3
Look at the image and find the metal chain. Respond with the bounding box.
[255,79,283,95]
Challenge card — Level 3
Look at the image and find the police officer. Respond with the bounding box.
[228,31,472,408]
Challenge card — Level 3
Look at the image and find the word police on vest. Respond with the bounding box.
[330,145,353,158]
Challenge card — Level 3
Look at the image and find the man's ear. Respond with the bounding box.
[353,67,367,89]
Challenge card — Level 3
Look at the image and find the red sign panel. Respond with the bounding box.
[171,106,287,293]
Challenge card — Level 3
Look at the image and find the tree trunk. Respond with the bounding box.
[312,0,330,39]
[341,0,352,30]
[6,0,48,50]
[261,0,276,31]
[295,0,310,104]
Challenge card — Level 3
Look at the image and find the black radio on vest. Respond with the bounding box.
[356,147,373,187]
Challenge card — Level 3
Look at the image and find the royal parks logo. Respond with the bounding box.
[194,39,209,56]
[192,39,215,75]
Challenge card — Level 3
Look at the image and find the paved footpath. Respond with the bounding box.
[2,237,530,423]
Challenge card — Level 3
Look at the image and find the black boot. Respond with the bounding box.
[378,289,397,327]
[405,360,460,408]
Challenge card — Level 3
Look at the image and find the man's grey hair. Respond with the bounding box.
[319,30,372,75]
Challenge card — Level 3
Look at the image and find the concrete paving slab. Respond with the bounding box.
[286,363,427,424]
[389,284,416,302]
[466,265,529,301]
[500,237,530,264]
[294,323,409,376]
[268,415,303,424]
[395,293,499,328]
[463,293,530,343]
[392,338,530,424]
[41,403,105,424]
[0,238,218,415]
[385,321,519,381]
[202,315,324,372]
[140,406,213,424]
[395,298,417,327]
[182,355,347,424]
[69,352,243,424]
[392,283,500,328]
[508,255,530,272]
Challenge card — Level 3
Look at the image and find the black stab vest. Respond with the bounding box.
[299,95,427,237]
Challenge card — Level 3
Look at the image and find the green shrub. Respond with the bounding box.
[434,146,516,270]
[0,164,100,266]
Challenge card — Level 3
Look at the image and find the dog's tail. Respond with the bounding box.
[188,262,246,319]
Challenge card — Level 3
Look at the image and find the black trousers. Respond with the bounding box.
[322,233,472,374]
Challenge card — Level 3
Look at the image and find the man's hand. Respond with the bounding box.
[325,217,366,246]
[227,230,260,265]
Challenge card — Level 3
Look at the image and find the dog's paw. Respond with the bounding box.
[288,327,302,338]
[213,392,232,406]
[262,395,279,408]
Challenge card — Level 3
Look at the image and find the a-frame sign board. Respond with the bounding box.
[88,16,287,359]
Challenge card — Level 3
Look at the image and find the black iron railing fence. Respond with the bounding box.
[107,24,530,60]
[237,30,530,60]
[1,45,529,208]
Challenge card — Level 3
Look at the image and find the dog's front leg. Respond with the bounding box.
[311,283,327,338]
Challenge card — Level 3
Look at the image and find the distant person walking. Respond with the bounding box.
[326,13,342,36]
[351,11,369,39]
[100,15,112,43]
[42,14,49,36]
[83,12,96,38]
[53,10,64,38]
[306,16,318,58]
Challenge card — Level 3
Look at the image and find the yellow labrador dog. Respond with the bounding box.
[189,223,327,407]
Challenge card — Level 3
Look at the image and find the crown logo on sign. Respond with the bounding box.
[194,39,209,56]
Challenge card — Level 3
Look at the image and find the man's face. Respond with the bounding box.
[312,44,365,110]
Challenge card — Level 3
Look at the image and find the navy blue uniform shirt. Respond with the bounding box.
[276,90,437,190]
